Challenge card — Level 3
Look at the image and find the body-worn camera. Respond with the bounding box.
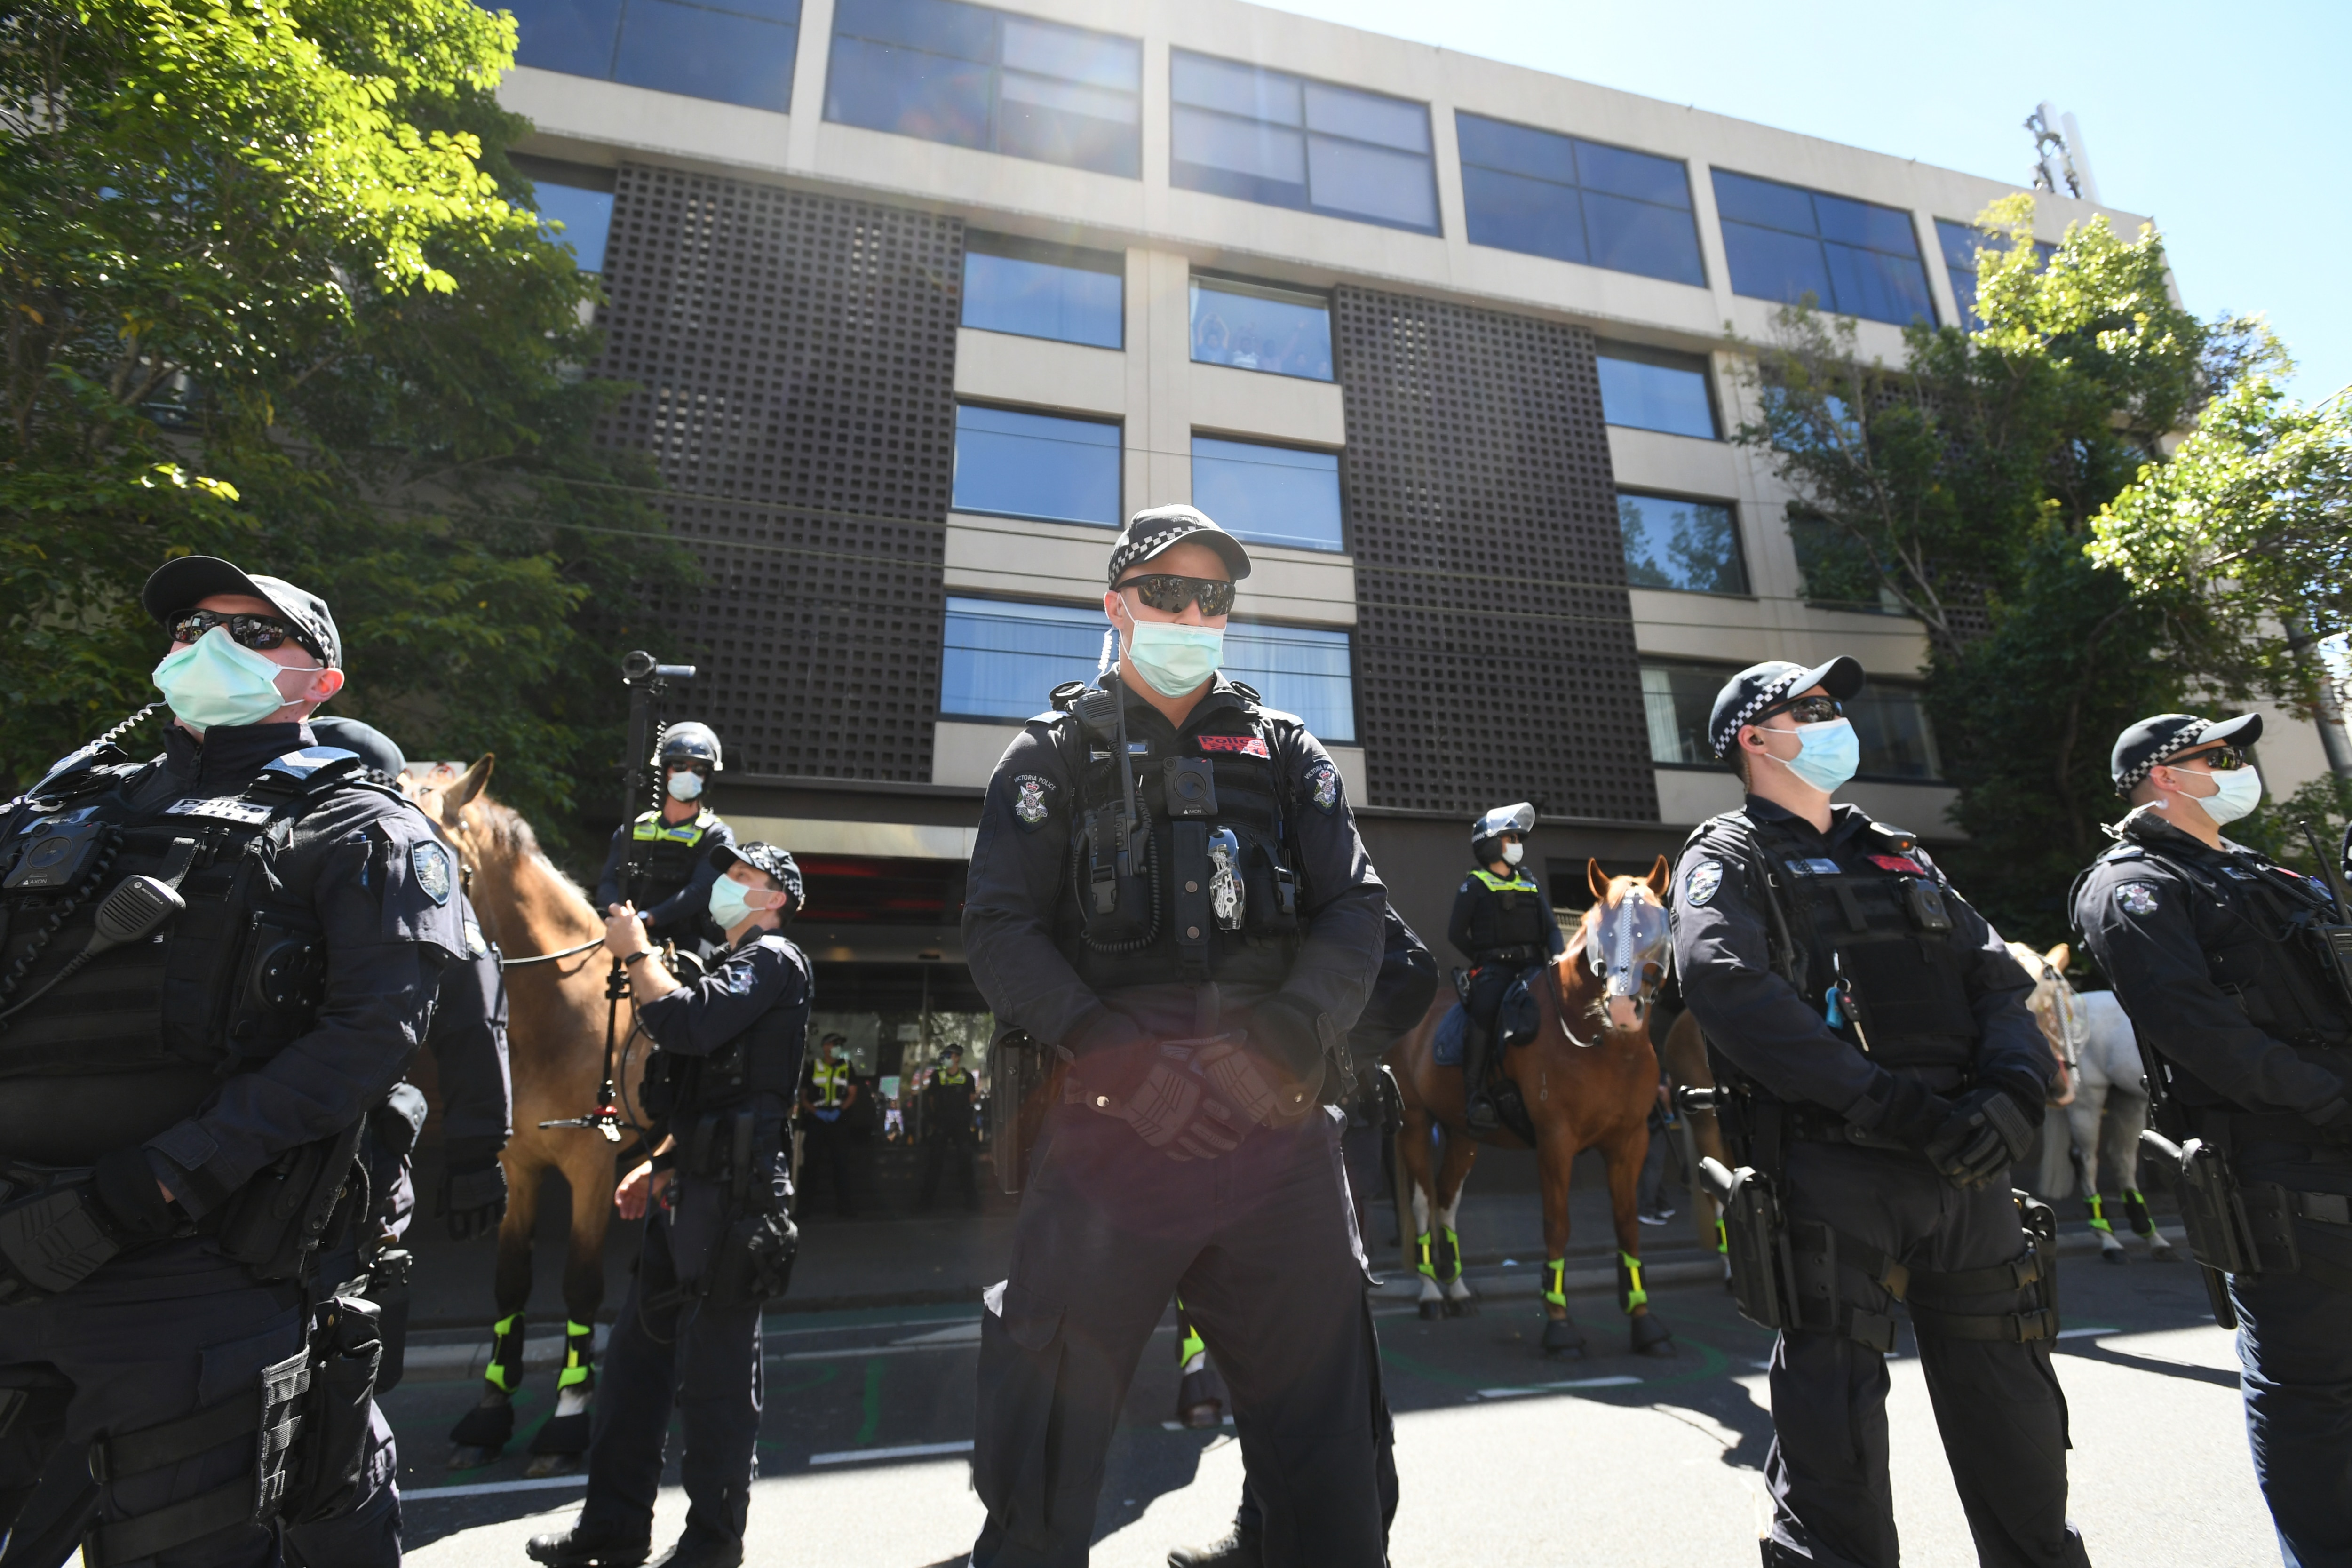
[1163,758,1218,819]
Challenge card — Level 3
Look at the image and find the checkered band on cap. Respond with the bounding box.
[721,840,803,902]
[1106,505,1250,585]
[1709,664,1807,758]
[2114,720,2210,793]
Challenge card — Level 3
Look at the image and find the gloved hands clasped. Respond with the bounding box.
[1923,1083,2039,1189]
[1078,1002,1332,1161]
[438,1138,510,1240]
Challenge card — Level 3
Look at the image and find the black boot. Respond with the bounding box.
[1462,1024,1499,1134]
[649,1530,744,1568]
[1169,1523,1263,1568]
[525,1521,652,1567]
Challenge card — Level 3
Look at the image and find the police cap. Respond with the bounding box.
[1708,656,1866,759]
[307,716,406,782]
[658,721,723,772]
[1107,505,1252,585]
[714,840,802,905]
[2111,711,2263,795]
[141,556,343,669]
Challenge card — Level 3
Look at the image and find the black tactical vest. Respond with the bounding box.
[626,808,722,907]
[0,748,374,1161]
[644,940,807,1122]
[1047,685,1303,995]
[1462,868,1549,959]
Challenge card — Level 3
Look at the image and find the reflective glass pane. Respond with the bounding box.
[1573,140,1689,208]
[834,0,993,60]
[1619,493,1747,595]
[1188,282,1332,381]
[1788,512,1900,613]
[1721,220,1832,307]
[1170,51,1300,124]
[1224,624,1355,742]
[615,2,797,112]
[825,35,990,145]
[1949,267,1981,326]
[1191,437,1343,553]
[940,597,1106,719]
[534,182,615,272]
[963,250,1122,348]
[1935,217,1985,271]
[1172,106,1305,183]
[954,405,1122,525]
[510,0,624,76]
[1461,165,1585,265]
[1813,192,1917,255]
[1581,190,1703,286]
[1305,135,1437,231]
[1824,242,1935,326]
[1640,663,1726,764]
[998,71,1136,124]
[998,83,1140,176]
[1455,112,1576,183]
[1302,81,1430,153]
[1000,15,1136,89]
[1711,170,1815,234]
[1595,354,1715,439]
[1850,687,1941,779]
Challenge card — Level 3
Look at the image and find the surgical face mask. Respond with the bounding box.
[2188,763,2264,826]
[151,626,315,732]
[1121,618,1223,698]
[708,876,782,931]
[1501,841,1525,867]
[1761,718,1860,794]
[667,768,705,802]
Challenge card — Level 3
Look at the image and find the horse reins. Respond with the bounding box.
[500,935,604,970]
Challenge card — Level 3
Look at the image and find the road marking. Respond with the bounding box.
[1476,1375,1642,1398]
[2056,1326,2120,1340]
[405,1475,588,1502]
[769,1341,977,1363]
[893,1321,984,1345]
[1160,1416,1238,1430]
[809,1440,973,1466]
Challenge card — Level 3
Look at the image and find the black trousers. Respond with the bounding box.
[922,1131,978,1207]
[971,1104,1386,1568]
[1764,1143,2088,1568]
[799,1114,855,1215]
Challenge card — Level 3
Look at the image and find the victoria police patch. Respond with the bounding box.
[1684,859,1724,907]
[2114,882,2161,917]
[1012,775,1052,828]
[412,841,454,906]
[1309,764,1340,812]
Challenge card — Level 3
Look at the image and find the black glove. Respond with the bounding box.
[438,1140,509,1241]
[1923,1085,2039,1189]
[1116,1055,1246,1162]
[1248,993,1333,1082]
[1851,1074,1954,1151]
[2305,1096,2352,1142]
[91,1146,179,1243]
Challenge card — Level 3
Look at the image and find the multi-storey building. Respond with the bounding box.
[498,0,2340,1060]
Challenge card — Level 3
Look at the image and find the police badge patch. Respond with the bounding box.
[412,841,454,906]
[2114,882,2161,916]
[1308,764,1340,813]
[1684,859,1724,907]
[1012,775,1052,828]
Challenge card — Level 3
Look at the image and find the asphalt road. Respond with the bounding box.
[386,1238,2281,1568]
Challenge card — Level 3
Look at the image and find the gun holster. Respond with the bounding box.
[989,1028,1065,1196]
[1699,1157,1800,1333]
[215,1123,366,1281]
[2140,1129,2299,1277]
[0,1170,121,1307]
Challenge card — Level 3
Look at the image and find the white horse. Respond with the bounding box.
[2008,941,2174,1263]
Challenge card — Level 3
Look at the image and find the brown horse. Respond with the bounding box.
[1389,859,1677,1358]
[1660,1009,1733,1267]
[410,756,647,1472]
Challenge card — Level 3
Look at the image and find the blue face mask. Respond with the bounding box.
[151,626,313,732]
[709,876,759,931]
[1764,718,1860,794]
[1123,620,1223,697]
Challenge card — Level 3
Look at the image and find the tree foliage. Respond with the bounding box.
[1,0,691,849]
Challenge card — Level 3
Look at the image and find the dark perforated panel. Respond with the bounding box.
[593,165,961,781]
[1333,287,1657,821]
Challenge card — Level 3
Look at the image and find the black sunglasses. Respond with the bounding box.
[168,608,322,661]
[2165,745,2248,772]
[667,760,712,776]
[1761,695,1845,725]
[1117,573,1236,617]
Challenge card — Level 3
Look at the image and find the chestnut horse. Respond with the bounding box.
[411,756,648,1472]
[1389,859,1677,1358]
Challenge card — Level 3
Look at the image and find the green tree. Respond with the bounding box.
[1,0,690,847]
[1734,197,2255,943]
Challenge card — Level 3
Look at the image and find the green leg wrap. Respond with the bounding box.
[1436,1226,1462,1286]
[1617,1250,1649,1314]
[1542,1257,1566,1308]
[2086,1193,2114,1235]
[556,1319,596,1392]
[1415,1230,1435,1280]
[2122,1189,2157,1237]
[1175,1298,1206,1368]
[1714,1217,1728,1256]
[485,1312,525,1393]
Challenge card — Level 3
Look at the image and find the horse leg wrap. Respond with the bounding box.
[1542,1258,1566,1309]
[1715,1217,1728,1257]
[1434,1227,1462,1287]
[2085,1192,2114,1235]
[1616,1250,1649,1314]
[2122,1189,2153,1236]
[485,1311,526,1392]
[1415,1231,1436,1281]
[448,1313,524,1450]
[529,1321,597,1456]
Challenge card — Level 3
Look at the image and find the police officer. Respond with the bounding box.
[963,504,1388,1567]
[0,557,467,1568]
[528,841,811,1568]
[2072,713,2352,1564]
[1670,657,2088,1568]
[919,1043,980,1211]
[797,1032,860,1218]
[596,722,735,954]
[1448,802,1564,1133]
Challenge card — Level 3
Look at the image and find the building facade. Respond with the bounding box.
[498,0,2338,1060]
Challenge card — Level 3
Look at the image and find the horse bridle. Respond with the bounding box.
[1555,884,1672,1045]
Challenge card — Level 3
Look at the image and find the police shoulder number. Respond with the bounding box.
[1683,858,1725,907]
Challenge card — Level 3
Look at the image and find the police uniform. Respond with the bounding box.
[963,506,1387,1568]
[1447,803,1563,1129]
[919,1050,981,1210]
[0,558,467,1568]
[2072,712,2352,1564]
[1670,657,2086,1568]
[532,842,810,1568]
[798,1043,859,1218]
[595,721,736,953]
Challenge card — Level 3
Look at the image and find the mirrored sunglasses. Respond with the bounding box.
[168,608,321,660]
[1118,573,1236,617]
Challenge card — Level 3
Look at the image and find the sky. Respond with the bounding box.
[1260,0,2352,404]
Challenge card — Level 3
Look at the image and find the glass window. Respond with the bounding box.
[952,405,1121,525]
[1639,662,1732,766]
[1712,170,1936,327]
[1190,437,1343,553]
[940,597,1106,719]
[1224,623,1355,743]
[518,167,617,272]
[1936,218,2057,329]
[508,0,801,113]
[1788,511,1903,614]
[1595,345,1716,439]
[1619,493,1747,596]
[961,234,1122,348]
[1170,50,1438,234]
[1456,113,1703,287]
[1188,277,1332,381]
[826,0,1140,177]
[1850,685,1942,779]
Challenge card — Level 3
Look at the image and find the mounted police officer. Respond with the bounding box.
[1448,802,1563,1134]
[528,841,810,1568]
[2071,712,2352,1564]
[1669,657,2088,1568]
[0,557,468,1568]
[962,503,1388,1568]
[918,1043,980,1211]
[596,722,735,955]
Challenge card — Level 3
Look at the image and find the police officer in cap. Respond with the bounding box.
[0,557,468,1568]
[529,840,811,1568]
[918,1043,981,1211]
[963,503,1388,1567]
[1449,802,1563,1133]
[2072,713,2352,1563]
[1670,657,2088,1568]
[597,722,736,954]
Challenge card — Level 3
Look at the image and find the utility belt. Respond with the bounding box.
[1476,947,1541,968]
[1780,1104,1928,1158]
[659,1107,797,1308]
[2139,1129,2352,1320]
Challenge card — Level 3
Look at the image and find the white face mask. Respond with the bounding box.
[150,626,316,732]
[2182,763,2263,826]
[667,769,705,802]
[1501,841,1525,867]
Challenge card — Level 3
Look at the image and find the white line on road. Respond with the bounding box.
[809,1441,974,1466]
[1476,1375,1642,1398]
[2056,1326,2120,1340]
[404,1475,589,1502]
[769,1341,979,1363]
